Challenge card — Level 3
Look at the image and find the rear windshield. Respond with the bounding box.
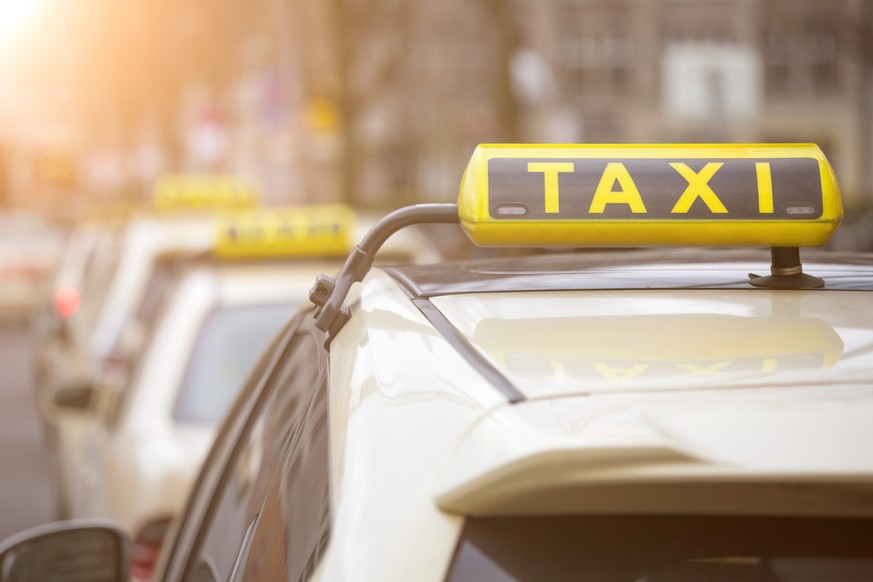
[448,515,873,582]
[173,303,297,424]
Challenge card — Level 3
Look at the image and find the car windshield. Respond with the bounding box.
[448,515,873,582]
[173,303,297,424]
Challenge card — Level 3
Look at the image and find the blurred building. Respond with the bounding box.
[293,0,873,209]
[2,0,871,216]
[519,0,873,207]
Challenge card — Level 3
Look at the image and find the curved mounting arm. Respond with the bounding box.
[310,203,460,336]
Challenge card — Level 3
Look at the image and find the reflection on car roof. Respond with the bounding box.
[385,249,873,297]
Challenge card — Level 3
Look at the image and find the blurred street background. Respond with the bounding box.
[2,0,873,537]
[0,324,54,538]
[0,0,872,222]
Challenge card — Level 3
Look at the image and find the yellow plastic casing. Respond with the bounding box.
[457,144,843,247]
[153,174,260,212]
[214,204,355,259]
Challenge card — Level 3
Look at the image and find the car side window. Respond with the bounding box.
[237,341,331,581]
[182,315,328,582]
[156,314,299,581]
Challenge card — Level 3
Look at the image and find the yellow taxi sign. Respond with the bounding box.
[215,204,355,259]
[82,200,151,223]
[153,174,259,212]
[458,144,843,247]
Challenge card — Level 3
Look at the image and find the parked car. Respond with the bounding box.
[7,143,872,582]
[0,212,63,323]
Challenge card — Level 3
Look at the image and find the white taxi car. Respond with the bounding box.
[35,220,121,407]
[42,215,221,521]
[52,204,438,580]
[37,173,259,419]
[40,176,259,516]
[38,216,217,411]
[52,206,346,575]
[4,144,872,582]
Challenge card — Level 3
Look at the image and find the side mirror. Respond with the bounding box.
[51,373,124,425]
[0,520,129,582]
[51,317,72,344]
[53,382,97,412]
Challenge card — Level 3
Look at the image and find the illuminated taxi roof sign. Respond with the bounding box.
[458,144,843,247]
[215,204,355,259]
[153,174,259,212]
[308,144,843,339]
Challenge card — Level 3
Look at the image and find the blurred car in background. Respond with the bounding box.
[36,217,214,516]
[34,219,122,405]
[47,204,439,580]
[36,174,259,418]
[35,175,259,519]
[0,212,63,323]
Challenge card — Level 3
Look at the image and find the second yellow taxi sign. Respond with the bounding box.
[153,174,260,212]
[457,144,843,247]
[215,204,356,259]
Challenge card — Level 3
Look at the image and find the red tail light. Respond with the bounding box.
[54,285,80,317]
[130,516,173,581]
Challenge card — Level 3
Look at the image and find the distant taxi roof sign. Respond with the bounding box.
[215,204,355,259]
[153,174,259,212]
[457,144,843,247]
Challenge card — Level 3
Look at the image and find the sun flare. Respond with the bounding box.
[0,0,41,40]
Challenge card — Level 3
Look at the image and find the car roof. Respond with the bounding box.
[318,261,873,579]
[384,248,873,297]
[258,145,873,578]
[194,259,346,306]
[373,248,873,400]
[430,287,870,398]
[335,251,873,506]
[120,262,314,428]
[88,216,217,357]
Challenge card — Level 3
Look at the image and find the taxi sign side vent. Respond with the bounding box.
[310,203,460,341]
[748,247,825,289]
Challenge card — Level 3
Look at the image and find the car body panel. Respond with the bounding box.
[158,250,873,582]
[35,223,120,402]
[315,260,873,581]
[319,271,506,582]
[87,217,216,368]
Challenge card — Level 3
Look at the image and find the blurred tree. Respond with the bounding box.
[483,0,523,144]
[297,0,522,206]
[325,0,412,206]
